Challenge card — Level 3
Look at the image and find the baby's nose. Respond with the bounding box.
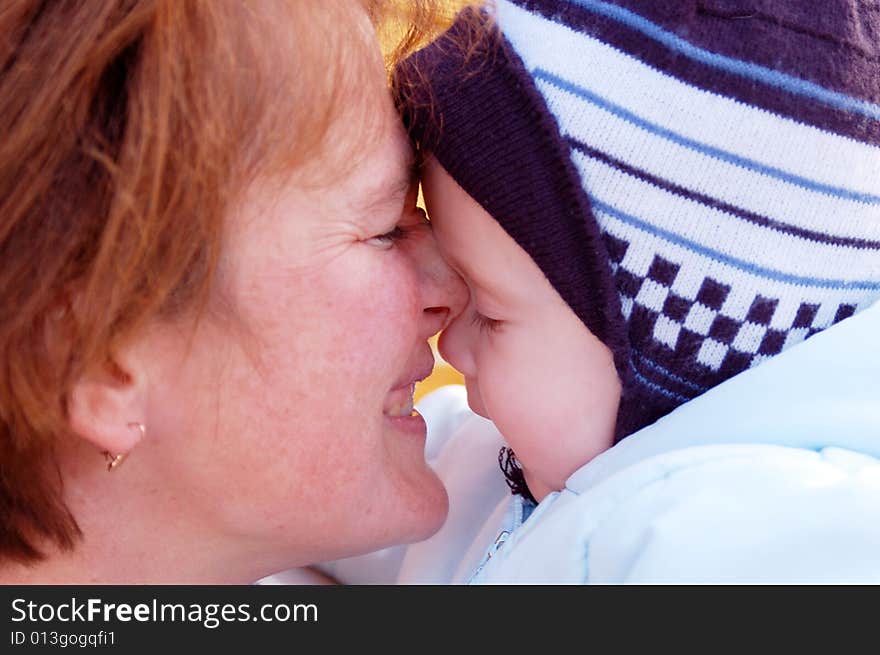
[416,228,468,338]
[437,313,476,378]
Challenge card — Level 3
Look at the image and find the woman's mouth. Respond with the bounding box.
[382,382,425,437]
[383,352,435,426]
[382,354,434,421]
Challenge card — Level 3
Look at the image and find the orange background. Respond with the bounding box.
[414,335,464,403]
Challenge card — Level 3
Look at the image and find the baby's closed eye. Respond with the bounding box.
[471,310,502,333]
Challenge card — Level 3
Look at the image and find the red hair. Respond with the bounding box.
[0,0,460,564]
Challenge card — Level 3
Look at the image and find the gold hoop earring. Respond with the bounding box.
[101,423,146,472]
[103,451,126,471]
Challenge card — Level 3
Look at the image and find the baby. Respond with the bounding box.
[422,155,621,503]
[381,0,880,585]
[397,0,880,507]
[396,2,638,507]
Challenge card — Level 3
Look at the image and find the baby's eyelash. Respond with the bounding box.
[471,311,502,333]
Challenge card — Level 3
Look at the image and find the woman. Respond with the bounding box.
[0,0,467,584]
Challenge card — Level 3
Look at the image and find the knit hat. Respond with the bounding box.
[396,0,880,441]
[396,8,635,434]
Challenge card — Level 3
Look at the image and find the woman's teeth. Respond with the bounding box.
[385,385,416,417]
[387,397,414,417]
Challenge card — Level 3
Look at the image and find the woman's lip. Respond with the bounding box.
[383,349,435,420]
[390,353,436,391]
[383,409,426,436]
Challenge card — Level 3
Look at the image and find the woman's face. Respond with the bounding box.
[137,14,467,571]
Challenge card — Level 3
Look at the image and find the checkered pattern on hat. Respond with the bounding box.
[605,232,863,401]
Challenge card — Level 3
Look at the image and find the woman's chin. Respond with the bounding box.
[412,471,449,541]
[389,467,449,546]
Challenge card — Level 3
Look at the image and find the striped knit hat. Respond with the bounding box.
[397,0,880,440]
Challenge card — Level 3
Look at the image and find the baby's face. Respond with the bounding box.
[423,157,621,501]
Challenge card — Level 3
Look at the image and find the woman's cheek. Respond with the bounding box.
[387,243,425,321]
[354,247,422,353]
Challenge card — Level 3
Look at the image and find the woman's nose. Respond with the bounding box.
[413,225,468,340]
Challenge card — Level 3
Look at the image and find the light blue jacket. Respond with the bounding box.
[303,300,880,584]
[469,300,880,583]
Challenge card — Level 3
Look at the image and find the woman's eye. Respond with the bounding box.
[471,310,502,334]
[366,226,407,249]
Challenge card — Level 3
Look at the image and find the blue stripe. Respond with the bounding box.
[534,68,880,205]
[632,349,708,393]
[568,137,880,250]
[594,199,880,290]
[567,0,880,122]
[628,361,691,403]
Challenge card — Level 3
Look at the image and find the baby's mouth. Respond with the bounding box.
[463,378,491,420]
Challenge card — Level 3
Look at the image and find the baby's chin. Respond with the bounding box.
[522,470,556,504]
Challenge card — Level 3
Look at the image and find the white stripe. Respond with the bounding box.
[544,81,880,241]
[599,213,879,332]
[718,284,759,322]
[813,301,841,328]
[574,150,880,281]
[497,0,880,197]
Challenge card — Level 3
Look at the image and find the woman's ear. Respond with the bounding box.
[67,348,148,458]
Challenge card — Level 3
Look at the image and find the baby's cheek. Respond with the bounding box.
[487,379,550,446]
[498,359,586,448]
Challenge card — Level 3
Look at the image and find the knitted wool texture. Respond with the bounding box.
[397,0,880,440]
